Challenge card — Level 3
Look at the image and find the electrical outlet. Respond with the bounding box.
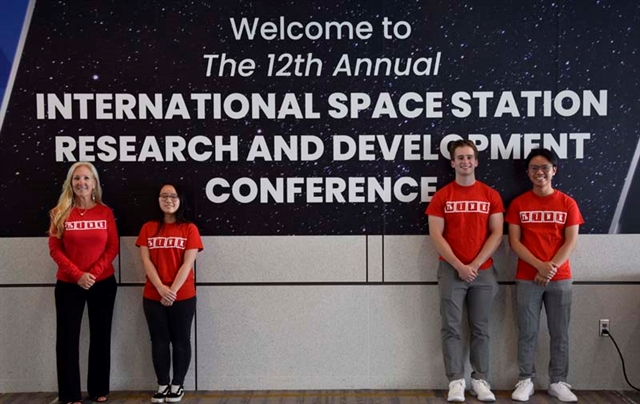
[599,319,610,336]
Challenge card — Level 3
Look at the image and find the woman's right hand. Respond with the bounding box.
[157,284,177,304]
[160,297,174,307]
[77,273,96,290]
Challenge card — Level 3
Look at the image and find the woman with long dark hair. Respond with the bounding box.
[136,184,203,403]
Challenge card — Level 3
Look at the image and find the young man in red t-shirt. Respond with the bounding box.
[426,140,504,402]
[507,148,583,403]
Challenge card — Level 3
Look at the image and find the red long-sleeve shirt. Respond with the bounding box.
[49,204,119,283]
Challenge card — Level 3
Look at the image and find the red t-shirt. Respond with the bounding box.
[426,181,504,269]
[136,221,203,301]
[49,204,119,283]
[505,190,584,281]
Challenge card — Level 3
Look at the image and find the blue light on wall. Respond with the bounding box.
[0,0,31,109]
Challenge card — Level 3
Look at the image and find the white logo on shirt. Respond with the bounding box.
[65,220,107,230]
[520,211,567,224]
[147,237,187,249]
[445,201,490,214]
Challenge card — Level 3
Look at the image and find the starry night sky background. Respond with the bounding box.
[0,0,638,237]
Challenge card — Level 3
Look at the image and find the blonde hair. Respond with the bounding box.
[49,162,104,238]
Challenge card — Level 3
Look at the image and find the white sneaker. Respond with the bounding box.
[549,382,578,402]
[447,378,466,402]
[511,378,535,401]
[470,379,496,402]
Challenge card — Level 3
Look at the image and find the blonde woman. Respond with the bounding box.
[49,162,118,404]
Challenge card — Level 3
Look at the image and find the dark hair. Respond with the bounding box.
[448,139,478,160]
[525,148,559,168]
[153,183,191,236]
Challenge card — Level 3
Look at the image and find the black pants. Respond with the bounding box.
[55,275,117,403]
[143,296,196,386]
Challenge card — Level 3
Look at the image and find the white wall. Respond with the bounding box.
[0,234,639,392]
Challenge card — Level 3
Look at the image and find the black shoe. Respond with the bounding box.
[151,385,170,403]
[165,385,184,403]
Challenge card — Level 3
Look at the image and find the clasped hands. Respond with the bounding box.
[77,273,96,290]
[158,285,178,306]
[457,263,480,282]
[535,261,558,286]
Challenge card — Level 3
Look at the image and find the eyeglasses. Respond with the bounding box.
[159,194,179,201]
[528,165,553,173]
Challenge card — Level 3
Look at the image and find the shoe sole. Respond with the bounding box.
[511,392,534,402]
[469,391,496,402]
[548,391,577,402]
[471,395,495,402]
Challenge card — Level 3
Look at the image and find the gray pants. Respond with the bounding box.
[516,279,572,384]
[438,261,498,381]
